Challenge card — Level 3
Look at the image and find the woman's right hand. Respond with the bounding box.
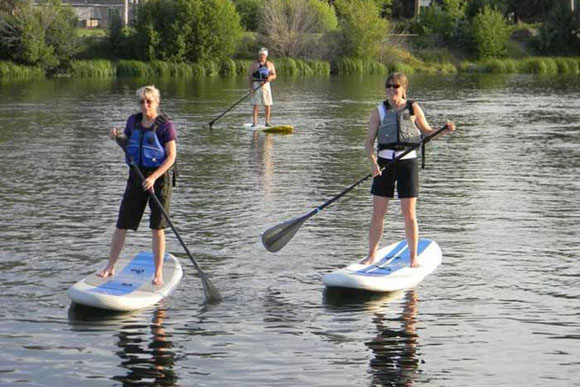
[109,127,119,139]
[371,162,382,177]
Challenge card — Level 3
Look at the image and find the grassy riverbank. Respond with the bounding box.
[2,55,580,78]
[0,58,331,78]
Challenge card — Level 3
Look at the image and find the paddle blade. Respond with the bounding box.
[261,214,310,252]
[201,275,222,304]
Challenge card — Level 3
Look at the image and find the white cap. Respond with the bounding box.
[259,47,268,56]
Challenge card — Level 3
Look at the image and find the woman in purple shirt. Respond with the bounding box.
[98,85,177,286]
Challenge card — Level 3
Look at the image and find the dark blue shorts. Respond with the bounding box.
[116,168,172,230]
[370,157,419,198]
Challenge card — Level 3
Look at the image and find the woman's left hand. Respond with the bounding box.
[445,121,456,133]
[142,176,156,192]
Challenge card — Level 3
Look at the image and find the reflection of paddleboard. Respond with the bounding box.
[243,123,293,133]
[323,239,442,292]
[67,252,183,311]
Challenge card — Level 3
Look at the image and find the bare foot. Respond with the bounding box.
[410,259,419,268]
[360,256,377,265]
[152,275,164,286]
[97,265,115,278]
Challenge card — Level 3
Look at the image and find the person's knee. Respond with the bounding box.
[151,229,165,237]
[372,206,387,220]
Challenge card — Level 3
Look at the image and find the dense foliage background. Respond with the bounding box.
[1,0,579,76]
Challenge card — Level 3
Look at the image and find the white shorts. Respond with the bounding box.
[250,81,273,106]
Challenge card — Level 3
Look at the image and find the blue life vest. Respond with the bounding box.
[126,113,168,168]
[253,62,270,81]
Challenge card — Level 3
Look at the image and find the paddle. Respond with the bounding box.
[261,125,449,253]
[115,138,222,304]
[208,81,267,129]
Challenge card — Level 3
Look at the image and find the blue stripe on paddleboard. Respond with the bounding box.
[356,239,432,276]
[89,252,166,296]
[357,240,408,274]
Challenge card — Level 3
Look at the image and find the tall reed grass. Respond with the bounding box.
[62,58,330,78]
[333,57,387,75]
[460,57,580,74]
[4,56,580,79]
[275,58,330,76]
[69,60,115,77]
[0,61,45,78]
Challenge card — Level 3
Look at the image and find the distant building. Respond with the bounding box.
[33,0,140,28]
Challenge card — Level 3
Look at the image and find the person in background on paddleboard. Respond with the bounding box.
[248,47,276,127]
[362,72,455,268]
[97,85,177,286]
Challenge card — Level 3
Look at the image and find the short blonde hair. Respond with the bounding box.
[136,85,160,103]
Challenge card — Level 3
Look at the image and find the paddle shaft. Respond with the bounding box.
[115,138,221,302]
[208,81,267,128]
[312,125,449,216]
[261,125,449,253]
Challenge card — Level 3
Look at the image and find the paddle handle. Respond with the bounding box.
[208,81,267,128]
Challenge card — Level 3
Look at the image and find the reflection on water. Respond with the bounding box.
[68,305,178,386]
[367,291,418,387]
[324,289,420,387]
[251,131,275,199]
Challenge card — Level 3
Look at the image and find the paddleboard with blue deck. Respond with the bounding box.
[67,252,183,311]
[323,238,442,292]
[243,123,293,133]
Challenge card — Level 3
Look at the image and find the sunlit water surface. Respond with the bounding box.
[1,74,579,386]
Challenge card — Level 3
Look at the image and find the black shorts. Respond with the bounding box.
[370,157,419,198]
[116,168,172,230]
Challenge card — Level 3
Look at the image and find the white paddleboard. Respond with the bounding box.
[67,252,183,311]
[323,239,442,292]
[243,123,293,133]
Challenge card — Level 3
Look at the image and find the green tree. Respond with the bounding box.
[133,0,242,62]
[107,9,132,58]
[0,0,81,71]
[465,0,508,20]
[334,0,388,59]
[309,0,338,32]
[471,5,510,59]
[414,0,467,44]
[234,0,263,31]
[371,0,393,18]
[507,0,559,22]
[532,1,580,54]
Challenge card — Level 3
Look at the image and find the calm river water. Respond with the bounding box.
[1,73,579,386]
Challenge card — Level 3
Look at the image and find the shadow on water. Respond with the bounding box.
[323,288,420,387]
[67,303,179,386]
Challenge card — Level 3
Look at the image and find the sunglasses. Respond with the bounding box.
[140,99,154,105]
[386,84,401,89]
